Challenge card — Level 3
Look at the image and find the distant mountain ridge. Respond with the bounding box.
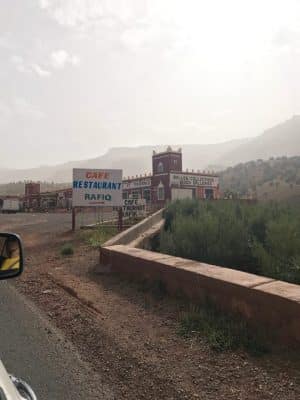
[216,115,300,166]
[0,140,247,184]
[0,116,300,184]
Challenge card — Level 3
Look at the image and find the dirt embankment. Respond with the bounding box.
[7,213,300,400]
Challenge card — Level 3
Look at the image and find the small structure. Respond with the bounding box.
[24,182,41,209]
[0,196,20,212]
[23,183,72,211]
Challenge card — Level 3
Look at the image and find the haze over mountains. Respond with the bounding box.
[0,140,246,184]
[217,115,300,167]
[1,116,300,184]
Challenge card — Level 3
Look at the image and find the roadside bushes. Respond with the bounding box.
[160,199,300,284]
[80,226,117,248]
[60,243,74,256]
[178,302,269,355]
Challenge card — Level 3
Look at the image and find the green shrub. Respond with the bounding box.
[60,243,74,256]
[178,303,269,356]
[80,227,117,248]
[160,199,300,284]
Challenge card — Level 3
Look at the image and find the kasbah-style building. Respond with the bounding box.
[22,147,220,210]
[123,147,220,205]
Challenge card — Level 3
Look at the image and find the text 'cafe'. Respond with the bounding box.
[122,147,220,205]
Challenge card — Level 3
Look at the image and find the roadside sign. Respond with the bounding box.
[122,198,146,218]
[170,173,219,187]
[72,168,123,207]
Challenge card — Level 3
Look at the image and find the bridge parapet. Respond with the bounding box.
[100,244,300,347]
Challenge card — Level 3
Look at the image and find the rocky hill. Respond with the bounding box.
[220,156,300,202]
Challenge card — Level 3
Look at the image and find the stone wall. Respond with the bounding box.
[100,244,300,346]
[102,208,164,247]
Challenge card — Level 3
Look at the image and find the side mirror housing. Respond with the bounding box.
[0,233,24,280]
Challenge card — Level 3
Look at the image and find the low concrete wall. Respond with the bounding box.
[128,219,164,249]
[100,245,300,346]
[102,208,164,247]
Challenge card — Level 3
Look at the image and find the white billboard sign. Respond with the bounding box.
[170,173,219,188]
[72,168,123,207]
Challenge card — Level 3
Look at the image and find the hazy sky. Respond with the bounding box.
[1,0,300,168]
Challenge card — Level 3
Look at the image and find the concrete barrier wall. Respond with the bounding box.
[102,208,164,247]
[128,219,164,249]
[100,245,300,346]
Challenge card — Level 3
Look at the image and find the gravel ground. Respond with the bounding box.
[2,212,300,399]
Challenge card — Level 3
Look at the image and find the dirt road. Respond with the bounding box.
[3,213,300,399]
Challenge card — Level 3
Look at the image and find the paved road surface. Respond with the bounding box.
[0,281,114,400]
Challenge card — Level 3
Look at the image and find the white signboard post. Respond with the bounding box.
[72,168,123,230]
[73,168,123,207]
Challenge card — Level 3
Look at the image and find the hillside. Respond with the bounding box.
[0,140,246,184]
[0,182,70,196]
[217,116,300,167]
[220,156,300,202]
[1,115,300,185]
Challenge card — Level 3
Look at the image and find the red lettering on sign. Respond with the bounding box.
[86,172,109,179]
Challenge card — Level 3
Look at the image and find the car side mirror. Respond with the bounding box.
[0,233,24,280]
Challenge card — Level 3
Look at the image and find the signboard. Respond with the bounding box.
[122,178,151,190]
[122,199,146,218]
[170,173,219,188]
[72,168,122,207]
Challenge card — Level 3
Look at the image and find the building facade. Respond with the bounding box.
[23,184,72,211]
[122,147,220,205]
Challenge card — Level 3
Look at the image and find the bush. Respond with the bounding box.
[160,199,300,284]
[178,302,269,355]
[60,243,74,256]
[79,227,117,248]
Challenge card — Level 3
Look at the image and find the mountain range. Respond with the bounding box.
[1,116,299,184]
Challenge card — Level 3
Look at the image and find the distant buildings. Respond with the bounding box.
[22,147,220,211]
[122,147,220,205]
[24,182,72,211]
